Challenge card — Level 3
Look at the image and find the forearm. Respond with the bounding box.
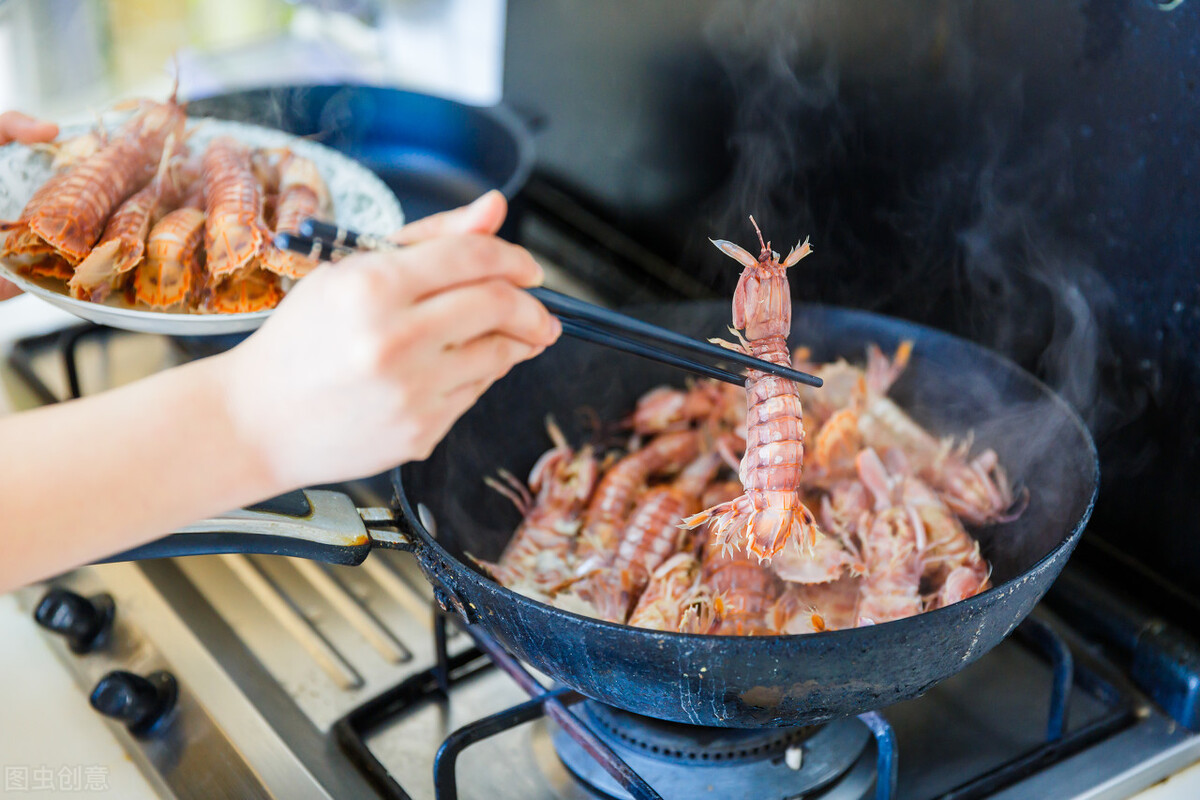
[0,353,279,592]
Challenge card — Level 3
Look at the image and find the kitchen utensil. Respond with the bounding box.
[277,223,823,388]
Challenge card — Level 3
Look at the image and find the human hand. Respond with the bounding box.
[217,191,561,490]
[0,111,58,146]
[0,111,58,301]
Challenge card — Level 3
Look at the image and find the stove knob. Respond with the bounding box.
[89,671,178,735]
[33,589,115,654]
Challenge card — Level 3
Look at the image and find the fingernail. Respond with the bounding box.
[468,190,498,210]
[548,316,562,340]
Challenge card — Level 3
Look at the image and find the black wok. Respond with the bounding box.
[107,303,1098,728]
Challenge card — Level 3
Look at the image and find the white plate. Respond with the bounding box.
[0,118,404,336]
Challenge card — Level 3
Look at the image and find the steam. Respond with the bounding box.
[954,141,1121,436]
[696,2,838,276]
[695,0,1149,480]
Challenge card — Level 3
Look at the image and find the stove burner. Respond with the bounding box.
[552,702,871,800]
[584,703,813,763]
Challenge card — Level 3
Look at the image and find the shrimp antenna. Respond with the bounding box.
[748,215,770,259]
[168,53,181,105]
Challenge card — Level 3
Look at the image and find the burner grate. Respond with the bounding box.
[934,615,1136,800]
[332,611,901,800]
[6,323,109,404]
[329,604,1140,800]
[331,614,663,800]
[555,702,874,800]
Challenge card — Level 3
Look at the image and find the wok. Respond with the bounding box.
[105,303,1099,728]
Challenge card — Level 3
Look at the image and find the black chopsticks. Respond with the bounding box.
[522,286,822,387]
[276,221,823,390]
[556,317,744,385]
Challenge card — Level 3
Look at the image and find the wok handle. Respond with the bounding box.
[95,490,406,567]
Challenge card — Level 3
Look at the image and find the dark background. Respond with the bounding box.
[503,1,1200,594]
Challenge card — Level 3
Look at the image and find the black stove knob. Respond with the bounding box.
[33,589,115,654]
[89,671,178,735]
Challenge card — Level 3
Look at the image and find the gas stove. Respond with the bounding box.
[5,190,1200,799]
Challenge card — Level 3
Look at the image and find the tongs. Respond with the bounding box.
[274,220,822,389]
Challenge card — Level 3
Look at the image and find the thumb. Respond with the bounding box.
[0,278,24,301]
[0,112,58,146]
[390,190,508,245]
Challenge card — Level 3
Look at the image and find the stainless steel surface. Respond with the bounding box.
[215,553,366,691]
[993,723,1200,800]
[175,489,369,542]
[359,506,400,526]
[15,563,338,800]
[0,118,403,337]
[173,536,439,732]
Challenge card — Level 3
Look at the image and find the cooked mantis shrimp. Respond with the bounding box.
[482,224,1020,636]
[1,90,339,315]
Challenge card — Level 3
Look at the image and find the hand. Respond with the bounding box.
[0,111,58,301]
[0,111,58,146]
[217,191,561,489]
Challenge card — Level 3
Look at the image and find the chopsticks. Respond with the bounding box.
[275,221,823,389]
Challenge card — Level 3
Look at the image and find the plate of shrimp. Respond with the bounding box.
[0,93,402,335]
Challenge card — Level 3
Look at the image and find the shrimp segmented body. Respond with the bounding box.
[853,344,1023,526]
[133,207,206,308]
[854,449,925,625]
[480,420,598,592]
[260,153,330,279]
[628,553,714,632]
[2,99,185,264]
[702,542,780,636]
[614,453,722,577]
[1,172,75,261]
[202,137,267,279]
[576,430,700,564]
[204,268,282,313]
[683,218,820,562]
[69,135,191,301]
